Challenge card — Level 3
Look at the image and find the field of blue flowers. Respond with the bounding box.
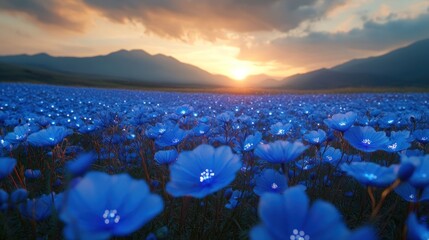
[0,83,428,239]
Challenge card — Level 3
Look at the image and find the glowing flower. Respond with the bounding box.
[303,129,327,145]
[4,124,32,144]
[27,126,72,147]
[60,171,163,240]
[383,131,412,152]
[175,104,194,116]
[413,129,429,144]
[321,147,343,165]
[394,182,429,202]
[192,123,210,137]
[250,186,349,240]
[242,132,262,152]
[166,144,241,198]
[340,162,396,187]
[155,125,187,148]
[269,122,292,136]
[324,111,357,132]
[344,126,389,153]
[255,141,308,164]
[254,169,288,196]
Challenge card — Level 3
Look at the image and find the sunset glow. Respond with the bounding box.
[0,0,428,79]
[231,67,250,81]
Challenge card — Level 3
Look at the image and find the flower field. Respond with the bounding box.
[0,83,428,239]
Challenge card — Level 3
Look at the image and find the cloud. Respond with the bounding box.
[81,0,344,41]
[238,11,429,69]
[0,0,89,32]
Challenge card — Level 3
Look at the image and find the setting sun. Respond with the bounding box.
[231,67,249,81]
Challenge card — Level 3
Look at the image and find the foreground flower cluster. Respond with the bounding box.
[0,83,428,239]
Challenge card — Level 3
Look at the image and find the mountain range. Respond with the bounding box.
[0,38,428,90]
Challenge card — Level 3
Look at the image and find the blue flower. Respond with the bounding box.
[255,141,308,164]
[24,169,42,179]
[413,129,429,144]
[27,126,72,147]
[166,144,241,198]
[4,124,32,144]
[60,171,163,240]
[269,122,292,136]
[340,162,396,187]
[175,104,194,116]
[250,186,349,240]
[402,154,429,188]
[394,182,429,202]
[154,149,178,165]
[324,111,357,132]
[344,126,389,153]
[192,123,210,136]
[254,169,288,196]
[155,125,187,148]
[383,131,412,152]
[0,157,16,179]
[65,151,97,176]
[407,213,429,240]
[19,193,62,221]
[225,190,243,209]
[296,157,319,171]
[145,123,169,139]
[11,188,28,205]
[321,147,343,165]
[242,132,262,152]
[303,129,327,145]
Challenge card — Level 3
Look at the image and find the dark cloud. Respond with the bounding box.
[238,12,429,69]
[0,0,88,31]
[82,0,344,41]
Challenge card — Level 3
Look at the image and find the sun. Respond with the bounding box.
[231,67,249,81]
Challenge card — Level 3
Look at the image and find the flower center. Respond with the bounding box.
[243,143,252,151]
[277,129,285,135]
[362,139,371,145]
[339,122,346,126]
[388,143,397,150]
[364,173,377,181]
[172,138,180,144]
[200,169,215,183]
[312,137,319,143]
[290,229,310,240]
[271,183,278,189]
[103,209,120,225]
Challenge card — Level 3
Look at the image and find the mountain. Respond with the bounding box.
[244,74,282,88]
[0,49,232,87]
[282,38,429,90]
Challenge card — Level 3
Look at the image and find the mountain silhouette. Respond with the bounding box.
[0,49,232,87]
[281,38,429,89]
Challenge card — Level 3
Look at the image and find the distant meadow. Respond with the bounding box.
[0,83,428,239]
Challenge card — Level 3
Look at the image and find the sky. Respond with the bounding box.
[0,0,429,80]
